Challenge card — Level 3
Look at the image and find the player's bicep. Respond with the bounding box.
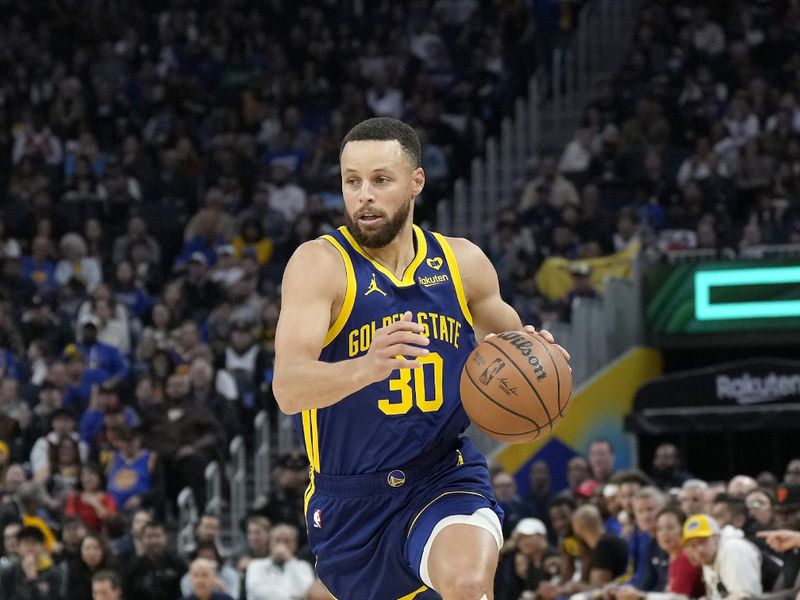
[450,237,521,338]
[274,241,342,369]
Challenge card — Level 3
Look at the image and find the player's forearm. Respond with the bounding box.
[273,357,374,414]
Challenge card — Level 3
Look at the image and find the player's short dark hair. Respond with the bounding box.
[340,117,421,168]
[92,569,121,589]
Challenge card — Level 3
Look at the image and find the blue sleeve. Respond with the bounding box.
[106,346,130,381]
[79,410,103,444]
[1,351,18,380]
[627,531,646,588]
[133,289,154,318]
[627,532,658,590]
[177,237,202,264]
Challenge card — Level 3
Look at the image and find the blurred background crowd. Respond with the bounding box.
[0,0,798,598]
[489,440,800,600]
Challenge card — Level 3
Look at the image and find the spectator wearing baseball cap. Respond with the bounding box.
[75,313,129,383]
[773,483,800,530]
[496,518,557,599]
[682,514,762,599]
[61,344,111,415]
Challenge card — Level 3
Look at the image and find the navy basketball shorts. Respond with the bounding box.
[305,437,504,599]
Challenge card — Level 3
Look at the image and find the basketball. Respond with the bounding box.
[460,331,573,444]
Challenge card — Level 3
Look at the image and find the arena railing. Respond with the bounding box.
[254,411,271,499]
[277,412,298,457]
[177,486,198,559]
[654,242,800,264]
[437,0,642,246]
[229,436,247,553]
[205,461,223,517]
[737,243,800,260]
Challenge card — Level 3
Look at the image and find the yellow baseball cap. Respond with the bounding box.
[682,514,720,544]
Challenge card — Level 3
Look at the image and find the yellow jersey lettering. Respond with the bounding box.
[358,323,371,353]
[417,312,430,337]
[348,329,359,356]
[347,312,464,357]
[439,314,450,344]
[428,312,439,338]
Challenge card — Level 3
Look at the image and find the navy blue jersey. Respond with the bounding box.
[294,225,476,479]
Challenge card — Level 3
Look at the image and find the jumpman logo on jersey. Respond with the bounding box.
[365,273,387,296]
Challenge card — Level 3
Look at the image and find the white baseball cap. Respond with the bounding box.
[514,518,547,536]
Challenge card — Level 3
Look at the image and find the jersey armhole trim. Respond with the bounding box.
[319,235,357,348]
[431,233,474,327]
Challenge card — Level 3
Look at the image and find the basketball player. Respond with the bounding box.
[274,117,570,599]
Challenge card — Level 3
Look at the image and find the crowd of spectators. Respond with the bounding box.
[0,0,582,597]
[490,440,800,600]
[493,0,800,324]
[0,0,798,598]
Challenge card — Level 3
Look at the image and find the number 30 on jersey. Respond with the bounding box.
[378,352,444,415]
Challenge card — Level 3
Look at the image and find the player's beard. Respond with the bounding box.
[344,198,412,249]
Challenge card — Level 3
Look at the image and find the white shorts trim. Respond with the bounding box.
[418,507,503,589]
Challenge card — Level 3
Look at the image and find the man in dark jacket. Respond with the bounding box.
[143,374,226,512]
[0,526,62,600]
[125,521,185,600]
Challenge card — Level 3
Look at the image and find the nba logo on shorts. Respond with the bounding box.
[313,508,323,528]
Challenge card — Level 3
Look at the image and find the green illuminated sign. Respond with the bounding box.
[695,266,800,320]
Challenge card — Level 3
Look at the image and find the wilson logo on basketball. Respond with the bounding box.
[496,332,547,381]
[479,358,505,385]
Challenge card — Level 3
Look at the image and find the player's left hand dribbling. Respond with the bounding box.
[523,325,570,362]
[484,325,571,362]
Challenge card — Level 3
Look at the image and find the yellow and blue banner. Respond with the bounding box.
[535,241,641,301]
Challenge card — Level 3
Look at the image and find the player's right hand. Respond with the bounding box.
[363,311,430,382]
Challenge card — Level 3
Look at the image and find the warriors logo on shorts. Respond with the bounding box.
[387,470,406,487]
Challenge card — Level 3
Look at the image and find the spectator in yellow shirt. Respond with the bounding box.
[231,219,272,265]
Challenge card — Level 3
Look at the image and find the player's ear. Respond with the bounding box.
[411,167,425,197]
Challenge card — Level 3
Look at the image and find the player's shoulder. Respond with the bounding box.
[436,235,490,269]
[287,237,342,268]
[283,237,347,289]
